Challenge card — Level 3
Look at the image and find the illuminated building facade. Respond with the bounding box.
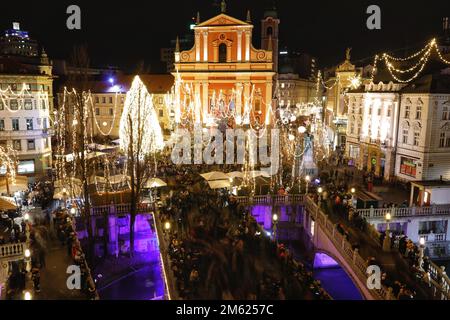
[346,82,402,180]
[346,74,450,182]
[0,22,38,57]
[173,9,275,127]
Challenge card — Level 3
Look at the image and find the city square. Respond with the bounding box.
[1,0,450,306]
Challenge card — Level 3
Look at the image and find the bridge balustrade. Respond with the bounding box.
[0,243,25,260]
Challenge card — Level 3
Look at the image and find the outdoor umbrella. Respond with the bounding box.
[0,196,17,210]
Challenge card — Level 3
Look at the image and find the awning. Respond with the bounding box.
[207,180,231,189]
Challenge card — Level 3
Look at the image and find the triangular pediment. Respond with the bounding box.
[196,13,250,27]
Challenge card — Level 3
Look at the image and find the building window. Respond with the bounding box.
[109,108,113,116]
[218,43,227,63]
[43,118,48,130]
[400,157,417,177]
[102,97,106,103]
[95,108,100,116]
[95,97,99,103]
[10,99,18,110]
[266,26,273,36]
[377,107,381,116]
[416,105,422,119]
[12,119,19,131]
[13,140,21,151]
[387,107,391,117]
[24,99,33,110]
[0,119,4,131]
[413,131,420,146]
[27,139,35,150]
[159,109,164,117]
[443,107,448,120]
[17,160,35,174]
[440,132,445,147]
[281,83,285,89]
[404,105,410,118]
[0,100,3,110]
[109,97,113,104]
[349,123,354,134]
[26,118,33,130]
[402,129,408,144]
[44,137,49,149]
[447,135,450,148]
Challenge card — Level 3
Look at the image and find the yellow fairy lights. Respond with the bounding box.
[375,38,450,84]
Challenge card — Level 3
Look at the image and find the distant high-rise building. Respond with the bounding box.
[0,22,38,57]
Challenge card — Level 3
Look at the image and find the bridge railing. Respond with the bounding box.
[0,242,25,260]
[305,196,393,300]
[90,203,155,216]
[357,204,450,220]
[235,194,304,205]
[307,196,450,300]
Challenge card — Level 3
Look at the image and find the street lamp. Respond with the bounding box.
[383,213,392,252]
[350,188,356,208]
[419,237,426,270]
[70,207,76,215]
[298,126,306,134]
[24,291,32,300]
[24,249,31,272]
[272,214,278,243]
[24,213,30,222]
[317,186,323,205]
[305,175,311,195]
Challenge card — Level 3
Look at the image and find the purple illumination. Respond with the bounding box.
[108,77,115,84]
[313,252,339,269]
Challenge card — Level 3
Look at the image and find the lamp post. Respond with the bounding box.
[70,207,76,216]
[164,221,171,239]
[383,212,392,252]
[272,213,278,243]
[305,175,310,195]
[23,290,32,300]
[350,187,356,208]
[317,186,323,207]
[24,248,31,272]
[418,237,426,270]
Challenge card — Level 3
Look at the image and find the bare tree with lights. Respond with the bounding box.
[63,45,95,261]
[119,75,164,256]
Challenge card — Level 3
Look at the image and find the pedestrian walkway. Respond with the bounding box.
[33,236,86,300]
[29,206,87,300]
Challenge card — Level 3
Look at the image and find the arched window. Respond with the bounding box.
[266,26,273,36]
[218,43,227,63]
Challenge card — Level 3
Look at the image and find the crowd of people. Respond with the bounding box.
[154,159,330,300]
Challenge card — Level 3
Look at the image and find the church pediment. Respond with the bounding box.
[196,13,250,27]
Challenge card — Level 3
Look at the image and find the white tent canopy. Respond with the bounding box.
[207,180,231,189]
[226,171,244,179]
[144,178,167,188]
[0,196,17,210]
[200,171,230,181]
[0,175,28,194]
[88,175,107,185]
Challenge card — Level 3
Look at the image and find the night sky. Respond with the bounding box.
[2,0,450,70]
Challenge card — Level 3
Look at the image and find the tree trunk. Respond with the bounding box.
[129,201,137,257]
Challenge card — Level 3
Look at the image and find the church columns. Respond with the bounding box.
[245,31,250,61]
[244,82,251,123]
[265,81,273,125]
[195,32,201,61]
[203,32,208,62]
[195,82,201,123]
[202,81,209,123]
[237,31,242,61]
[235,82,243,118]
